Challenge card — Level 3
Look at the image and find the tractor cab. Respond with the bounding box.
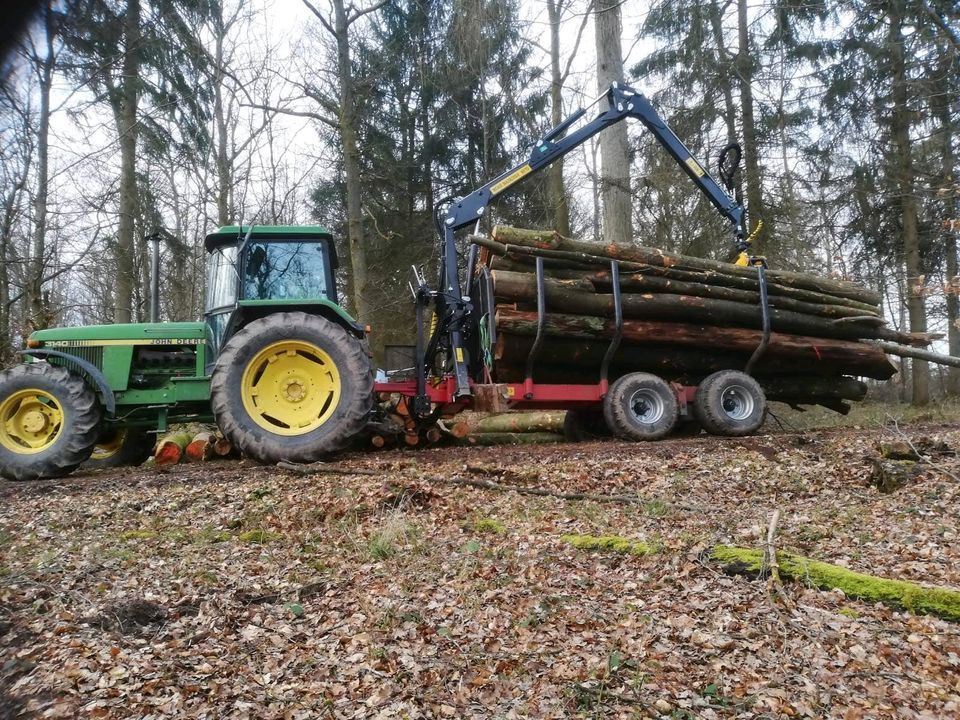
[203,226,344,364]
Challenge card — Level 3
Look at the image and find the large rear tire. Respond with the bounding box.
[0,363,101,481]
[210,312,373,464]
[693,370,766,437]
[603,372,679,441]
[82,427,154,470]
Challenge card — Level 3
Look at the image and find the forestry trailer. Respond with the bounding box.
[0,82,770,481]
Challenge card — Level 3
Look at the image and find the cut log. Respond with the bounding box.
[471,411,566,434]
[213,435,234,457]
[490,225,882,306]
[463,432,565,446]
[491,269,917,344]
[185,431,216,462]
[494,309,897,380]
[476,237,882,315]
[710,545,960,622]
[154,430,193,466]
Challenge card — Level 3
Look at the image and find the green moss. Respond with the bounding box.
[473,518,506,535]
[238,529,281,544]
[837,607,860,619]
[561,534,655,556]
[711,545,960,622]
[119,530,159,541]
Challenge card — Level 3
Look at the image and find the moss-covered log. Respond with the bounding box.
[711,545,960,622]
[561,534,656,556]
[490,225,882,306]
[154,430,193,466]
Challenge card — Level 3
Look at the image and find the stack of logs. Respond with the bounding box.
[154,428,236,466]
[473,226,938,413]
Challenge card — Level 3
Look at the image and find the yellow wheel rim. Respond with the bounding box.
[0,388,65,455]
[240,340,341,436]
[91,429,126,461]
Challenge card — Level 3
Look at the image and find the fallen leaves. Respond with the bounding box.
[1,423,959,717]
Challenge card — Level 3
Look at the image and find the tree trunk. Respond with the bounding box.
[28,3,55,331]
[889,1,929,404]
[707,0,744,208]
[213,8,230,227]
[113,0,141,324]
[736,0,766,253]
[936,45,960,395]
[546,0,571,236]
[594,0,632,244]
[333,0,369,322]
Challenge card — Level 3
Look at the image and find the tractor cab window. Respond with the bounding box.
[206,244,238,311]
[242,241,329,301]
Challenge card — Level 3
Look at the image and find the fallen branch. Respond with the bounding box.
[711,545,960,622]
[763,509,795,610]
[276,461,380,477]
[876,340,960,366]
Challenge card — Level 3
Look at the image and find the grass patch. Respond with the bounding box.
[472,517,506,535]
[237,529,282,544]
[711,545,960,622]
[367,513,412,561]
[561,534,656,556]
[119,530,159,541]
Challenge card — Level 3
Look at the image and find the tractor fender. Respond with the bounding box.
[20,349,117,417]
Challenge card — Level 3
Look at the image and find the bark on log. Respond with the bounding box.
[476,237,881,314]
[490,225,882,305]
[758,376,868,401]
[491,269,914,344]
[154,430,193,466]
[710,545,960,622]
[874,341,960,369]
[495,309,897,380]
[471,411,566,434]
[462,432,565,446]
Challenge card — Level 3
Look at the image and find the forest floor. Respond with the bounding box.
[2,408,960,719]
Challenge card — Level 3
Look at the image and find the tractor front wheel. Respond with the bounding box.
[0,363,102,481]
[211,312,373,464]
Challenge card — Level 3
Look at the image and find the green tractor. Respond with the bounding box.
[1,82,769,481]
[0,225,374,481]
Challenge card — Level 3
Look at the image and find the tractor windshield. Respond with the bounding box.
[242,241,329,301]
[206,245,238,311]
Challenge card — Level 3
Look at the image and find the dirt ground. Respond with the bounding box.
[1,418,959,719]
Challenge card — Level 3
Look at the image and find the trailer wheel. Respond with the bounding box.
[563,409,611,442]
[603,373,679,441]
[693,370,766,437]
[82,427,154,470]
[0,363,101,481]
[211,312,374,464]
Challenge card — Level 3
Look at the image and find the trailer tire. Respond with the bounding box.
[693,370,766,437]
[211,312,373,464]
[603,373,678,441]
[82,427,154,470]
[0,363,102,481]
[563,409,611,442]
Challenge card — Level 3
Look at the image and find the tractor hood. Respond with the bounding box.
[29,322,206,347]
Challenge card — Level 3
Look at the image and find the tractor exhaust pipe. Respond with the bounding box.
[148,232,161,323]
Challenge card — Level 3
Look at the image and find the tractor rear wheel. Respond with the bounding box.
[603,372,679,441]
[83,427,154,470]
[211,312,373,464]
[0,363,102,481]
[693,370,766,437]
